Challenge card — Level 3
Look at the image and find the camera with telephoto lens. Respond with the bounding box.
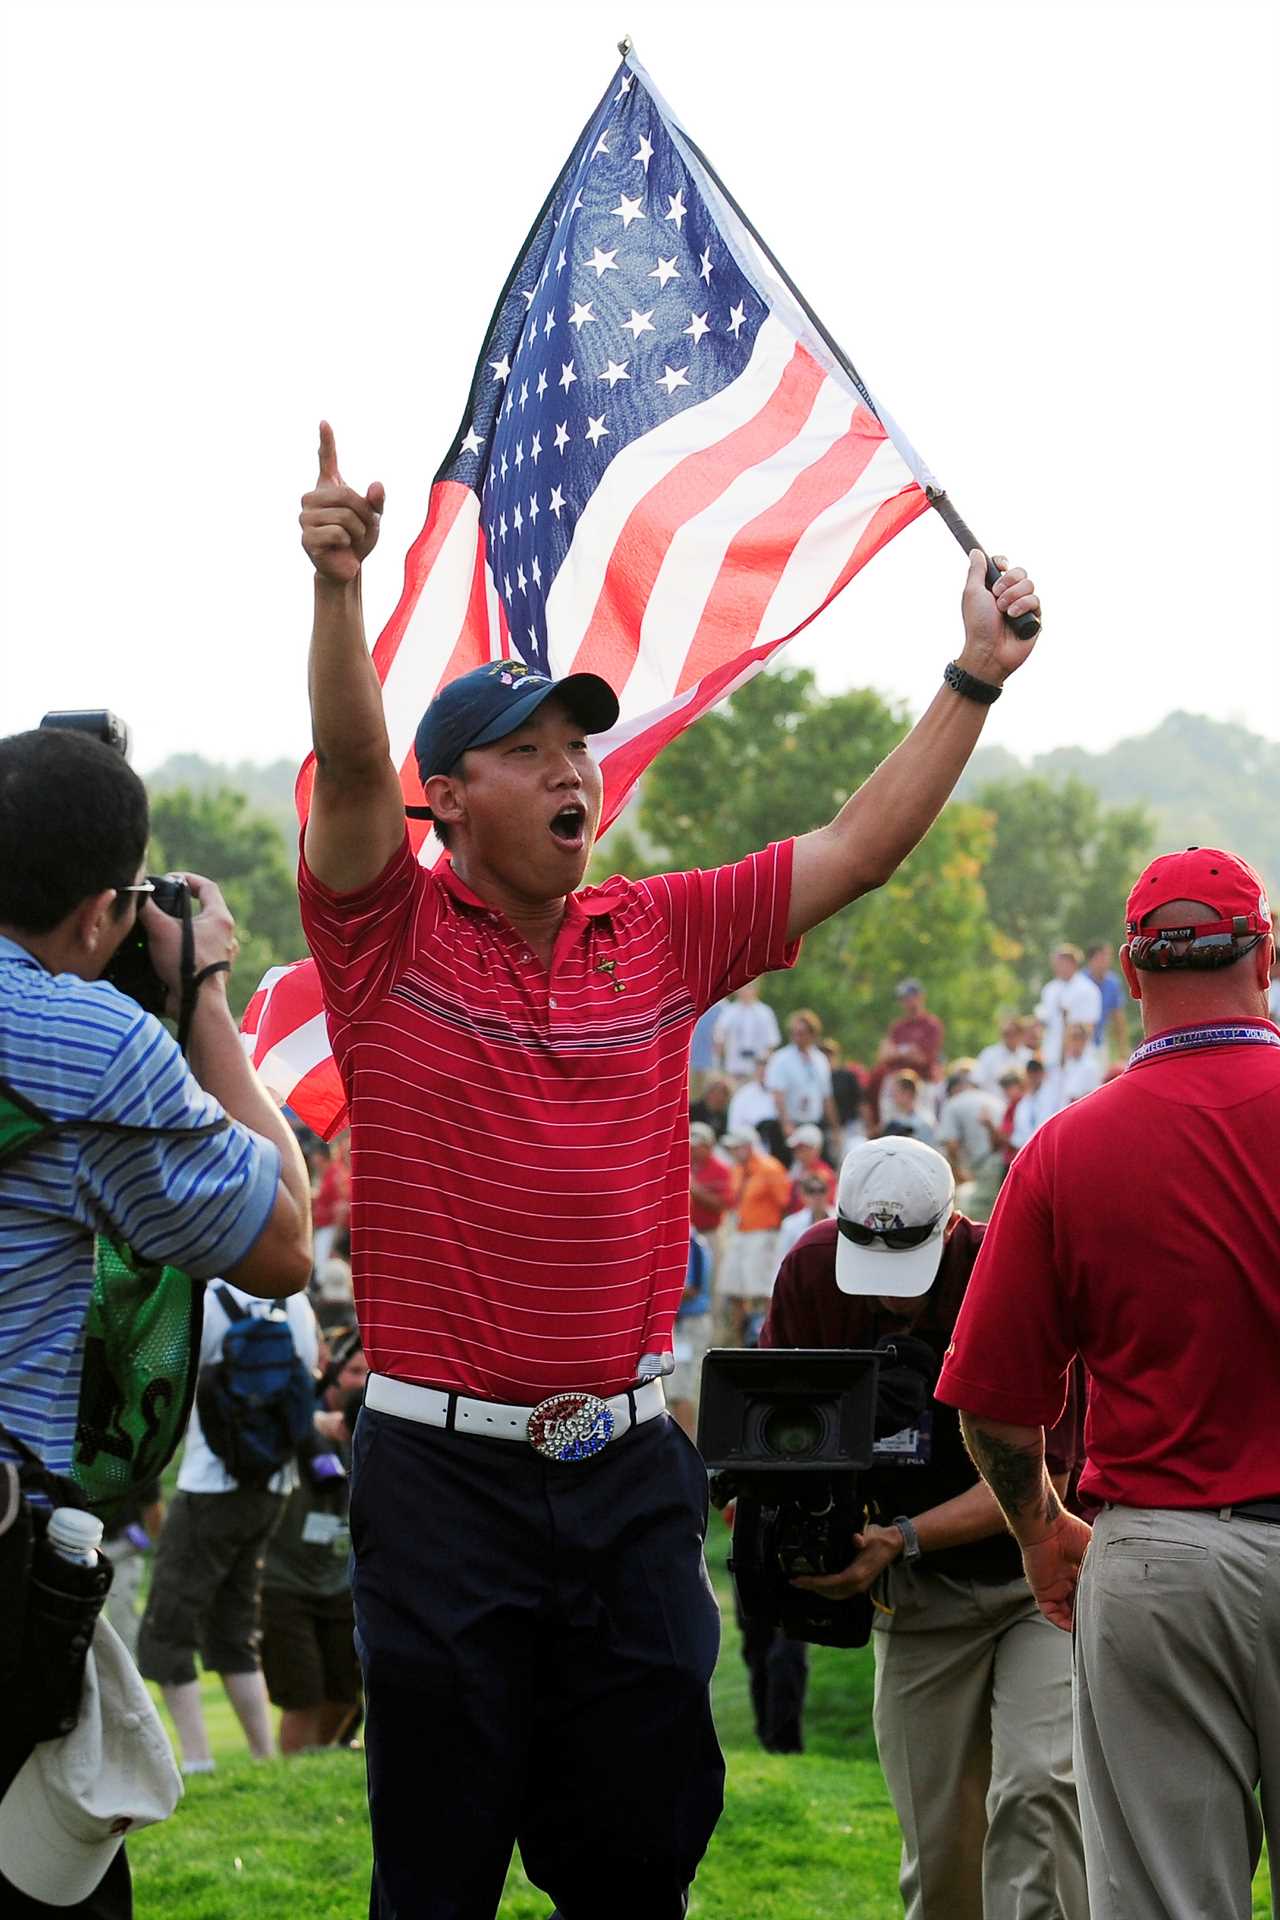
[698,1341,936,1648]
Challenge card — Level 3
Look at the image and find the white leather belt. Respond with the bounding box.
[364,1372,666,1463]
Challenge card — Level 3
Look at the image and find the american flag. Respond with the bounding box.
[244,49,937,1136]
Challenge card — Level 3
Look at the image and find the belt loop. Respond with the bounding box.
[626,1388,637,1430]
[445,1393,458,1434]
[1219,1506,1233,1521]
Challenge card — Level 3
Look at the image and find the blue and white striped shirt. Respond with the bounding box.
[0,935,280,1475]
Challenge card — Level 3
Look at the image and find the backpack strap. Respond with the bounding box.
[0,1417,87,1511]
[214,1284,251,1324]
[0,1071,228,1176]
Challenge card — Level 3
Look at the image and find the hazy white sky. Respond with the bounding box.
[3,0,1277,778]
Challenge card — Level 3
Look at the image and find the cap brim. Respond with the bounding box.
[468,672,619,749]
[0,1758,123,1907]
[834,1223,944,1297]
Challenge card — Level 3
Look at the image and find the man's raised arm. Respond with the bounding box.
[786,552,1040,941]
[300,421,406,893]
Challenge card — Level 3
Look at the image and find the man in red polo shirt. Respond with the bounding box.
[296,423,1040,1920]
[936,846,1280,1920]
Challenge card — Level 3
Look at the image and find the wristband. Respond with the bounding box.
[944,660,1002,705]
[891,1514,922,1563]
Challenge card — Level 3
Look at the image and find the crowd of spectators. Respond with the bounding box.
[681,945,1133,1398]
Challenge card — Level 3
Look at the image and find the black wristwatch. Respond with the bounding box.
[944,659,1002,705]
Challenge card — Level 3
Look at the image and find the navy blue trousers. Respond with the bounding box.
[350,1406,725,1920]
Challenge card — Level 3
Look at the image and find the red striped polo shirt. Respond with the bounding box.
[299,834,798,1401]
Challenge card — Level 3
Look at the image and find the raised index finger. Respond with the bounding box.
[317,420,342,488]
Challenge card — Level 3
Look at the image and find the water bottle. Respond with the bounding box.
[21,1506,114,1741]
[47,1508,105,1566]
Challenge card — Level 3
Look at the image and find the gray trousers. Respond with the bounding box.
[1075,1504,1280,1919]
[872,1564,1087,1920]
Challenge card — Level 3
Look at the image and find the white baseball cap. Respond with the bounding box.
[786,1124,824,1149]
[834,1136,955,1298]
[0,1614,182,1906]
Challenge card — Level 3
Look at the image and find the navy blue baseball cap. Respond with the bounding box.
[405,659,620,819]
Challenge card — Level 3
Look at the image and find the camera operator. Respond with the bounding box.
[0,727,312,1918]
[761,1137,1087,1920]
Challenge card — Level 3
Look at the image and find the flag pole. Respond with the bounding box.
[659,105,1039,641]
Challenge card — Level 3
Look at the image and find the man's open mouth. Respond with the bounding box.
[549,803,587,847]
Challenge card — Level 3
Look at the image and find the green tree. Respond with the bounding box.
[972,774,1154,996]
[599,668,1021,1066]
[147,787,304,1021]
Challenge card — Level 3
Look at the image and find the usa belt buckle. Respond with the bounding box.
[527,1391,616,1463]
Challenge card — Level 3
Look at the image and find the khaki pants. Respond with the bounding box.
[1075,1504,1280,1920]
[872,1564,1087,1920]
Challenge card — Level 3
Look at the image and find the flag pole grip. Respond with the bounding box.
[926,488,1041,641]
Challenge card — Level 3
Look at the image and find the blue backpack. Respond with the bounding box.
[195,1287,315,1488]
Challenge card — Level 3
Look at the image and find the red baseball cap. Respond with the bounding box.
[1125,847,1271,938]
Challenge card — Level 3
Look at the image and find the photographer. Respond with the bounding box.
[761,1137,1086,1920]
[0,727,312,1917]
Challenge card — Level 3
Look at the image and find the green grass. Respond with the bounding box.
[132,1517,1273,1918]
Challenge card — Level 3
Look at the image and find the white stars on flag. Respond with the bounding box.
[559,360,578,393]
[489,354,511,383]
[568,300,596,332]
[649,255,680,288]
[553,422,570,453]
[584,414,609,447]
[586,246,620,278]
[600,359,630,389]
[460,426,484,456]
[698,247,713,285]
[683,312,710,345]
[656,364,690,396]
[664,190,687,231]
[633,133,654,171]
[623,307,656,340]
[612,192,646,229]
[727,301,747,338]
[549,484,566,516]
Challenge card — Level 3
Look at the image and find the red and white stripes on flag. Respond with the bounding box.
[247,51,936,1137]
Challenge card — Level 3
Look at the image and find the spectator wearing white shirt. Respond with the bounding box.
[713,980,782,1084]
[764,1009,838,1139]
[726,1059,784,1160]
[1010,1058,1058,1149]
[774,1173,834,1268]
[1035,945,1103,1067]
[973,1014,1032,1095]
[1052,1022,1103,1107]
[935,1061,1007,1220]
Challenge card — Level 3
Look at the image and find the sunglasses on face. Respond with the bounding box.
[836,1207,945,1252]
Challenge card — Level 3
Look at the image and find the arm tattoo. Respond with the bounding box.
[962,1423,1057,1533]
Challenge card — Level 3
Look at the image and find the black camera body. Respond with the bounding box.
[698,1348,886,1648]
[103,875,190,1018]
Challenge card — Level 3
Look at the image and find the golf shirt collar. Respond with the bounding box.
[435,858,619,922]
[0,934,42,969]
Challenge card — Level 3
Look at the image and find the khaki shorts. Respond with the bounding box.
[719,1229,779,1299]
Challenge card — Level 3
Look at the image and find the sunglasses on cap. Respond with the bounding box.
[836,1206,946,1252]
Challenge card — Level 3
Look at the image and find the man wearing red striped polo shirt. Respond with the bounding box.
[297,426,1040,1920]
[937,846,1280,1920]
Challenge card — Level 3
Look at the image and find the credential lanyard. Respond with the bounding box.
[1127,1022,1280,1069]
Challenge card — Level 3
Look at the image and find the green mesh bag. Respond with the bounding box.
[70,1240,205,1523]
[0,1073,223,1522]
